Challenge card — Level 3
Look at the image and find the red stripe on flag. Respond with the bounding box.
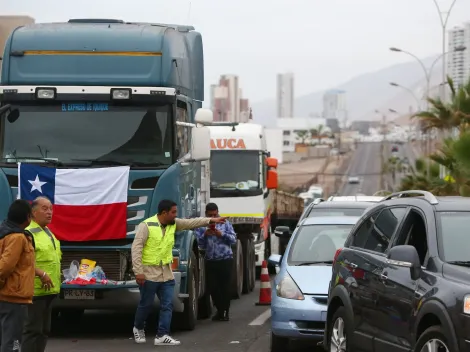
[48,202,127,242]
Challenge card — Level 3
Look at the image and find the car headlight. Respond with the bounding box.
[276,273,304,300]
[464,295,470,314]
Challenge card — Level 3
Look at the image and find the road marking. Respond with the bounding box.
[249,309,271,326]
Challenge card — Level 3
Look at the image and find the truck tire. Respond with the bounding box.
[197,259,213,320]
[179,252,198,330]
[231,239,244,299]
[249,239,256,292]
[241,238,255,294]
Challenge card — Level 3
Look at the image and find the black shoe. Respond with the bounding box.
[221,310,229,321]
[212,311,223,321]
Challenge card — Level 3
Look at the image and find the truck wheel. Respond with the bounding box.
[231,239,244,299]
[249,239,256,292]
[241,238,255,293]
[179,252,198,330]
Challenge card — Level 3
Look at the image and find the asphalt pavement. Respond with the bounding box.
[339,142,383,196]
[46,280,321,352]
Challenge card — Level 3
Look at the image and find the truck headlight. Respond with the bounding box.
[276,272,304,300]
[111,88,131,100]
[36,88,56,99]
[464,295,470,314]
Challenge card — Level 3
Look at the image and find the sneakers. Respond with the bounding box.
[133,327,146,344]
[154,334,181,346]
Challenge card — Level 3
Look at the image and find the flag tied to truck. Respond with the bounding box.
[18,163,130,241]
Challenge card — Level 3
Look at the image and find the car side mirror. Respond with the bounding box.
[274,226,290,238]
[268,254,282,266]
[387,245,421,280]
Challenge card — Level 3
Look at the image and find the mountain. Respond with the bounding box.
[252,55,444,127]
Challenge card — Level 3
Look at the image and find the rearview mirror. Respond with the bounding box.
[268,254,282,266]
[387,245,421,280]
[195,108,213,124]
[274,226,290,238]
[188,126,210,161]
[266,157,278,168]
[266,169,278,189]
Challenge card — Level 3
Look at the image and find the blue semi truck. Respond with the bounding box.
[0,19,215,330]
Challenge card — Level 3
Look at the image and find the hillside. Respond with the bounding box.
[252,55,443,127]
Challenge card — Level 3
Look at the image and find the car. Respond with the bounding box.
[391,145,398,152]
[268,216,360,352]
[326,196,383,202]
[297,200,375,229]
[347,176,360,184]
[323,190,470,351]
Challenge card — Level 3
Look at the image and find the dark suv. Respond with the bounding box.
[323,190,470,352]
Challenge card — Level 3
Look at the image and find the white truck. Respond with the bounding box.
[208,123,279,298]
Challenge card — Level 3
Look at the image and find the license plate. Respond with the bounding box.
[63,289,95,300]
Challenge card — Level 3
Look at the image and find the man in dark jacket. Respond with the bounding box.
[0,200,35,352]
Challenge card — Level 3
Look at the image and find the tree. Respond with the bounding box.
[317,124,325,144]
[309,129,318,145]
[296,130,309,144]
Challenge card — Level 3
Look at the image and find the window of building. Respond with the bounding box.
[283,130,291,136]
[283,141,290,146]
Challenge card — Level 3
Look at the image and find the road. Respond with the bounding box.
[47,280,320,352]
[339,142,382,196]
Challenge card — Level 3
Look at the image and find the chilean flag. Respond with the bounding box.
[18,163,130,242]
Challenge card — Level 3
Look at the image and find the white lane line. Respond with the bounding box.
[249,308,271,326]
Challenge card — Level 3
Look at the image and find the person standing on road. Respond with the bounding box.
[0,200,35,352]
[131,199,226,346]
[22,196,61,352]
[195,203,236,322]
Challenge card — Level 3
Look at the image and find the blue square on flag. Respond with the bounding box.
[19,163,56,202]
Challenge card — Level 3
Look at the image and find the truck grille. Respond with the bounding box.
[61,251,125,281]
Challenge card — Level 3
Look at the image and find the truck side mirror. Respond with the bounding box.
[189,126,210,161]
[266,157,278,169]
[195,108,213,124]
[266,169,278,189]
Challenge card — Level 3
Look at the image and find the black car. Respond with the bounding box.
[323,190,470,352]
[297,200,375,228]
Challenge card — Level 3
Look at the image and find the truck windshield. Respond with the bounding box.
[210,150,262,197]
[0,103,173,167]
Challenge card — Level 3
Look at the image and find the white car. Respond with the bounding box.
[348,176,360,184]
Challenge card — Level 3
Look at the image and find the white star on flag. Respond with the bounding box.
[28,175,47,193]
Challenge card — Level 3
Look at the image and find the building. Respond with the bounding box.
[0,16,35,73]
[210,75,250,123]
[322,89,347,124]
[276,117,330,152]
[448,23,470,88]
[276,72,294,118]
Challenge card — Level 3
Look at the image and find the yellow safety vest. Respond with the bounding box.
[27,220,62,296]
[141,216,175,266]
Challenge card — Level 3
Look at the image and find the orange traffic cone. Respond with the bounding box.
[255,260,271,306]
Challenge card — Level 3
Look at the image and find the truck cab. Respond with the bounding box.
[0,19,213,330]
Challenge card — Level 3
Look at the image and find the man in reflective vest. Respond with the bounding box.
[22,196,61,352]
[131,199,226,346]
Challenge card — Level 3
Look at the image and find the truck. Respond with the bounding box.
[208,123,279,296]
[0,19,214,330]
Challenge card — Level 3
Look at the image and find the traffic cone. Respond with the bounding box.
[255,260,271,306]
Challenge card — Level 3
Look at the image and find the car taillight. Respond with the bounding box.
[333,248,342,265]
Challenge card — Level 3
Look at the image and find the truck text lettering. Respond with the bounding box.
[210,138,246,149]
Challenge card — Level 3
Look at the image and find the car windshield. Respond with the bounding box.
[287,224,353,265]
[438,212,470,262]
[210,150,261,197]
[309,208,366,217]
[0,103,173,167]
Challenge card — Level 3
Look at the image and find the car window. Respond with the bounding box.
[352,207,407,253]
[287,224,354,265]
[308,208,366,217]
[437,212,470,262]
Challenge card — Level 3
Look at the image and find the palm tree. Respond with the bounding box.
[309,128,318,145]
[317,124,325,144]
[296,130,309,145]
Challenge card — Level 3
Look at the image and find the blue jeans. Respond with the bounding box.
[134,279,175,336]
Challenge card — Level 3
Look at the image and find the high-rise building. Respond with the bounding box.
[0,16,35,73]
[276,72,294,118]
[210,75,250,122]
[447,23,470,88]
[322,89,347,126]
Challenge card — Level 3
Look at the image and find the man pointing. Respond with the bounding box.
[131,199,226,346]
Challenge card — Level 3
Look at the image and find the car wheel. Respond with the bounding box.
[328,307,349,352]
[414,326,450,352]
[270,332,289,352]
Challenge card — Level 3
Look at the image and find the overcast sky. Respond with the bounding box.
[3,0,470,103]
